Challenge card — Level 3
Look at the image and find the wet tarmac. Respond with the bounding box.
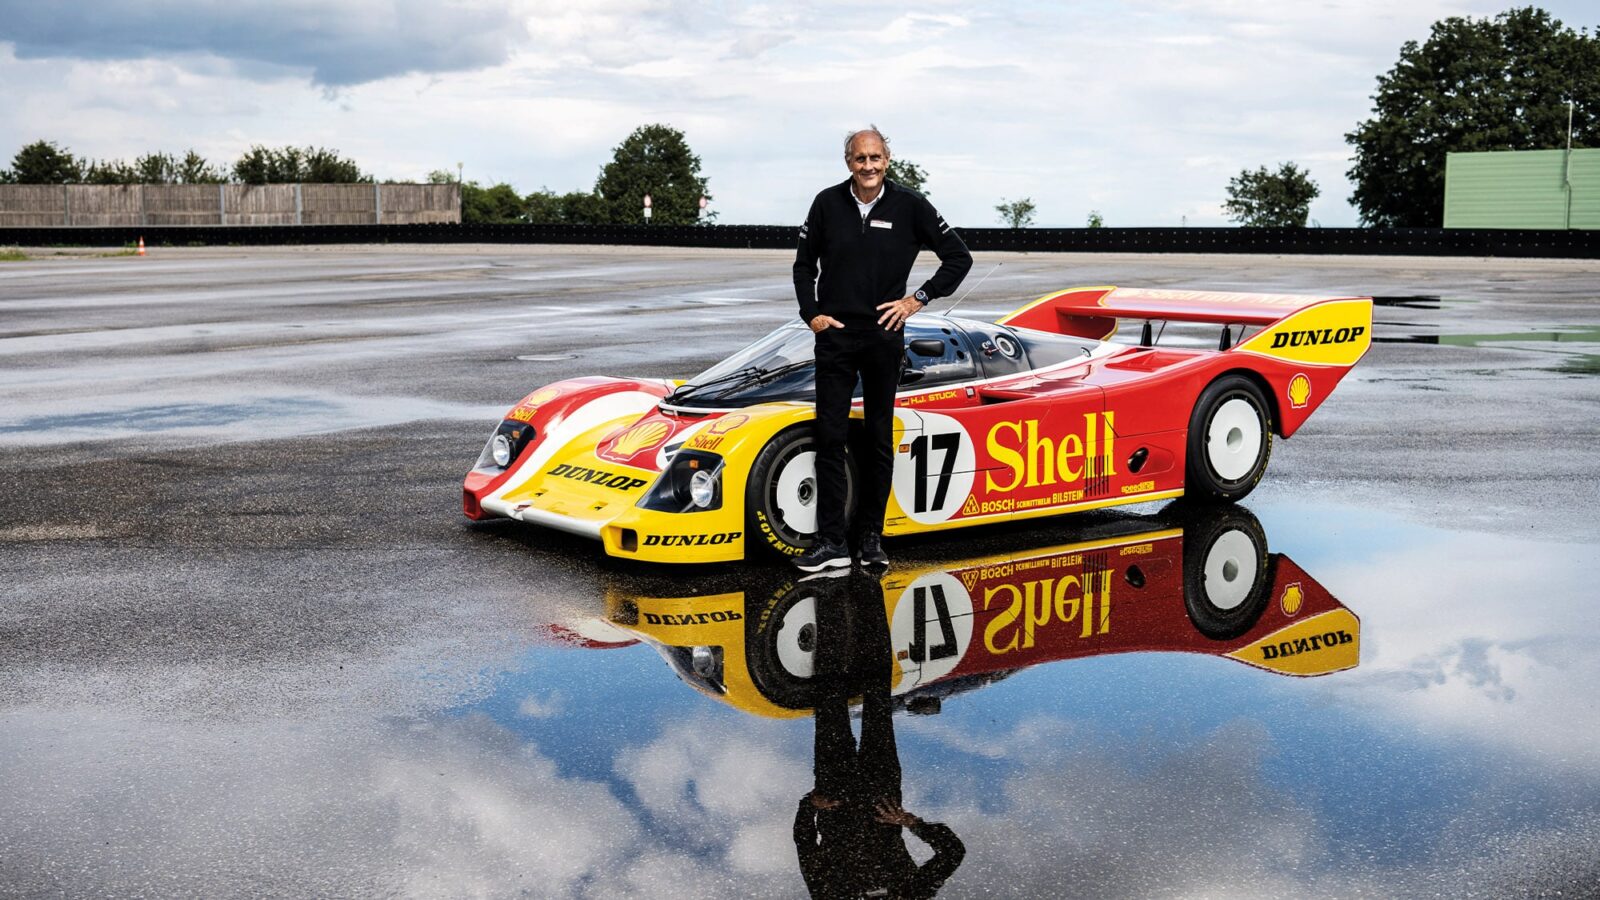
[2,246,1598,897]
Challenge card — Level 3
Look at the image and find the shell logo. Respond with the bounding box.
[1287,373,1312,409]
[612,421,671,456]
[707,414,748,435]
[1280,582,1304,616]
[528,388,560,406]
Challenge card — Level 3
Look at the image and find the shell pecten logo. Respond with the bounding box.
[1280,582,1304,616]
[612,421,671,456]
[1288,374,1312,409]
[706,414,748,435]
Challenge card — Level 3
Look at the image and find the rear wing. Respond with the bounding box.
[998,286,1373,368]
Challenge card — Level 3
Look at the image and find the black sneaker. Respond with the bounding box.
[794,540,851,573]
[858,532,889,567]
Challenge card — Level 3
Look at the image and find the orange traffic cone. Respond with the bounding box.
[137,236,146,257]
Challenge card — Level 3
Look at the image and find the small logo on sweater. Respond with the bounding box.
[869,219,893,229]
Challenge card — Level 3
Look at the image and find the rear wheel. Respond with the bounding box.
[745,427,856,559]
[1180,505,1271,640]
[1186,374,1272,501]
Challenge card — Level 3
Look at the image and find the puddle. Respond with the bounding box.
[1374,326,1600,374]
[1371,295,1443,310]
[428,501,1600,895]
[1375,327,1600,346]
[0,397,340,435]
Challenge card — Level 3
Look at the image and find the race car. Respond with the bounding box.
[463,286,1372,563]
[584,504,1361,718]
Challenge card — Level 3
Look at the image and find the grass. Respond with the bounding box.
[0,246,27,262]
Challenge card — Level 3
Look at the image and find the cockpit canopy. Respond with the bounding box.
[664,315,1099,409]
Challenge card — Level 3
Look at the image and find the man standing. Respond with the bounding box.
[793,127,972,571]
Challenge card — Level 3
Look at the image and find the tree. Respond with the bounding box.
[524,188,605,224]
[302,148,365,183]
[593,124,709,225]
[1222,163,1320,227]
[9,140,82,183]
[995,197,1036,228]
[232,145,367,183]
[177,150,224,184]
[1086,210,1104,229]
[1346,6,1600,227]
[83,159,139,184]
[461,181,527,224]
[887,158,929,195]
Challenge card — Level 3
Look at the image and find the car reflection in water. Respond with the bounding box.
[551,503,1360,896]
[590,503,1359,718]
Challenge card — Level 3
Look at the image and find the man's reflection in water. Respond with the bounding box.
[794,569,964,899]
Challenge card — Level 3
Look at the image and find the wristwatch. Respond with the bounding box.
[913,289,930,306]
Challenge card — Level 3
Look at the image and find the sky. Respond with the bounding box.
[1,0,1596,227]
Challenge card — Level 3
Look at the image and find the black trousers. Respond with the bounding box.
[813,326,902,546]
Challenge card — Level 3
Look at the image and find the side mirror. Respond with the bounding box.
[909,338,945,357]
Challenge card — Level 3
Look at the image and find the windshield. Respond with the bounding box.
[671,322,820,408]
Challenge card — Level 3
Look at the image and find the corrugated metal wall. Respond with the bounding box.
[1445,149,1599,229]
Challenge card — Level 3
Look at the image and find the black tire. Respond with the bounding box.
[745,426,855,560]
[744,576,829,710]
[1186,374,1273,501]
[1180,505,1272,640]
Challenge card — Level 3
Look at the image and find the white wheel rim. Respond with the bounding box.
[775,595,817,679]
[1206,397,1263,482]
[1203,529,1258,611]
[773,449,819,535]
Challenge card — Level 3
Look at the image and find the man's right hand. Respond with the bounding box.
[809,315,845,333]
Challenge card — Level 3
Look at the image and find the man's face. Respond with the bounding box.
[846,135,889,196]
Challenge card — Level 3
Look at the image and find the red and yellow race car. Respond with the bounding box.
[463,286,1371,563]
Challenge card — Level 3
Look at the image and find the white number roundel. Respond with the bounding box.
[889,571,974,690]
[892,411,975,525]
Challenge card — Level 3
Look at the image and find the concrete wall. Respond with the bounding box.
[0,183,460,226]
[1445,148,1600,230]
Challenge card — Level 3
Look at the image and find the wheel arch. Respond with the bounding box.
[1209,367,1282,438]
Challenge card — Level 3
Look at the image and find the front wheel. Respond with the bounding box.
[745,427,855,559]
[1186,374,1272,501]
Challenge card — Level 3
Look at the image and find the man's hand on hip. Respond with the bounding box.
[876,295,922,331]
[809,315,845,333]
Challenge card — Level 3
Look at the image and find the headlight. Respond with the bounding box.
[475,421,535,471]
[689,470,717,509]
[691,645,722,680]
[639,450,723,512]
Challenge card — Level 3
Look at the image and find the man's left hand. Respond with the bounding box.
[876,294,922,331]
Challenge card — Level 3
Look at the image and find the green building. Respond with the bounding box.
[1443,148,1600,229]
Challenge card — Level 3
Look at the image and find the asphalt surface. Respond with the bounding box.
[2,246,1598,898]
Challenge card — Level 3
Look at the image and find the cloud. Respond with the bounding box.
[0,0,532,86]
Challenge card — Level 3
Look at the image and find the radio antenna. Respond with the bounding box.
[942,262,1001,316]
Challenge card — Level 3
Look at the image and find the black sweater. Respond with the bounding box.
[794,798,966,899]
[794,179,973,327]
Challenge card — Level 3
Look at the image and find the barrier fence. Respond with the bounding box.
[1,222,1597,258]
[0,183,460,227]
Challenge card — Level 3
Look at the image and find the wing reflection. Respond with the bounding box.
[596,503,1360,718]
